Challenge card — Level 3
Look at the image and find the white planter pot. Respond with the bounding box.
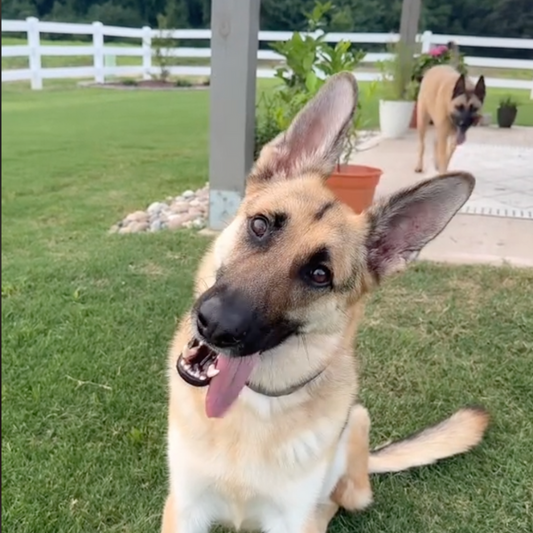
[379,99,415,139]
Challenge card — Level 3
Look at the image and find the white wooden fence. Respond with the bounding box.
[2,17,533,96]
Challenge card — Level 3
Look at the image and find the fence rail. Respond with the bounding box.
[2,17,533,95]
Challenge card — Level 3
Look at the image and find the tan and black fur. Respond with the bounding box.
[415,64,486,174]
[162,72,489,533]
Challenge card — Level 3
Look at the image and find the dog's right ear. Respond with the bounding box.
[452,74,467,99]
[250,72,358,185]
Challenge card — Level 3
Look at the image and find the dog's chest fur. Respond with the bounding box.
[167,384,352,531]
[166,326,356,531]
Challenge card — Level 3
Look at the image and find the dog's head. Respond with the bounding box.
[449,74,486,145]
[178,73,475,418]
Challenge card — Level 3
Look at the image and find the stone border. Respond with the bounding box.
[109,184,209,234]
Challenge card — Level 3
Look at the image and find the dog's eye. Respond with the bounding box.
[249,216,269,239]
[456,104,465,112]
[306,266,332,288]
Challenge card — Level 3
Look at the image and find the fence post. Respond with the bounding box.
[142,26,152,80]
[93,21,105,84]
[26,17,42,90]
[420,30,432,53]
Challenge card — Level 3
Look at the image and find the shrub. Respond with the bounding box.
[411,42,468,98]
[253,1,368,162]
[499,95,519,109]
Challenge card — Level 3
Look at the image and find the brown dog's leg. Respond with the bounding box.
[446,135,458,170]
[415,102,430,173]
[435,124,450,174]
[331,404,373,512]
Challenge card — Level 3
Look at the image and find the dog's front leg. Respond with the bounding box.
[415,102,430,173]
[331,404,372,512]
[445,135,458,170]
[435,125,450,174]
[306,501,339,533]
[161,493,211,533]
[264,506,335,533]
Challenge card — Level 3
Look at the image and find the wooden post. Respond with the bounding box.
[398,0,422,96]
[208,0,261,231]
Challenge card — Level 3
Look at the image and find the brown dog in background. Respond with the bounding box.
[415,65,486,174]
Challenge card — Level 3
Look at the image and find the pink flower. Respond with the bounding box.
[429,45,448,57]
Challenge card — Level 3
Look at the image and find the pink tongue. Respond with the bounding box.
[456,130,466,145]
[205,354,258,418]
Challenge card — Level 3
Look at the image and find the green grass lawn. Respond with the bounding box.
[2,84,533,533]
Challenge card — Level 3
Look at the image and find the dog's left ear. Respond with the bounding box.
[474,75,486,103]
[251,72,358,183]
[452,74,467,99]
[366,172,475,279]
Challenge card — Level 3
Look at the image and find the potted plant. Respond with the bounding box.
[410,42,468,127]
[254,1,382,214]
[377,44,417,139]
[497,95,519,128]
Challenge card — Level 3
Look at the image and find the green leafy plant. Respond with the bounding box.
[120,78,138,86]
[254,1,366,164]
[254,92,284,160]
[378,41,419,101]
[174,77,192,87]
[499,95,519,109]
[152,14,175,83]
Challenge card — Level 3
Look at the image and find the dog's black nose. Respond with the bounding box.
[196,295,248,348]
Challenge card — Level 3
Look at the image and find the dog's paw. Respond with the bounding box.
[332,476,373,512]
[414,166,424,173]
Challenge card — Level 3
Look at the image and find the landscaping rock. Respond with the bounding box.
[111,185,211,234]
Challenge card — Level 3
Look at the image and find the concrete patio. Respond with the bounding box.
[351,125,533,267]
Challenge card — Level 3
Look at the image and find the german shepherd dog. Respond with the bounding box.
[161,72,489,533]
[415,65,486,174]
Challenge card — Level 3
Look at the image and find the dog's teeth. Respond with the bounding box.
[184,347,199,361]
[199,374,207,380]
[206,365,220,378]
[183,362,191,371]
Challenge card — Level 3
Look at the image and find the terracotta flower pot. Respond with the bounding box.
[326,164,382,214]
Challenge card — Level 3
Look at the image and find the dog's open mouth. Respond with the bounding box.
[177,338,219,387]
[177,338,259,418]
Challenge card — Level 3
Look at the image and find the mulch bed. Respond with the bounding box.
[79,79,210,91]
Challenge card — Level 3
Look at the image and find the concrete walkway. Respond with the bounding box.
[351,126,533,268]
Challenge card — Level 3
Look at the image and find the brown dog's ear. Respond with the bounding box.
[366,172,475,279]
[452,74,467,99]
[251,72,358,183]
[474,75,486,103]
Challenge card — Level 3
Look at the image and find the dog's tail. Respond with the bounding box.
[368,406,489,474]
